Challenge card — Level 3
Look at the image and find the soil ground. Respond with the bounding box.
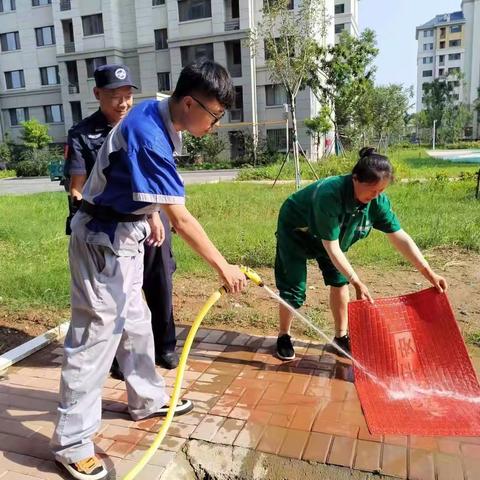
[1,247,479,356]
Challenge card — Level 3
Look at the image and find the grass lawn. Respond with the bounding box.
[237,148,480,181]
[0,178,479,312]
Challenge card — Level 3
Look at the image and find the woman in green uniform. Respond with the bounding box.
[275,147,447,360]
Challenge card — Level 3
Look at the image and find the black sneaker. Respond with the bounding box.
[276,334,295,361]
[56,455,108,480]
[333,334,351,356]
[110,358,124,381]
[155,351,179,370]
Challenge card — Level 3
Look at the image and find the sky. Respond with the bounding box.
[359,0,462,90]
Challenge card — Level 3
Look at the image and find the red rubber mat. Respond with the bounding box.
[348,287,480,436]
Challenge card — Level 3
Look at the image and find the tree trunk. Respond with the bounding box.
[289,95,301,190]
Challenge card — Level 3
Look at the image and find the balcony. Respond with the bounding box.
[68,83,79,94]
[225,19,240,31]
[64,42,75,53]
[60,0,71,11]
[229,108,243,122]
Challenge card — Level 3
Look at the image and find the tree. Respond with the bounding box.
[183,132,225,163]
[304,105,332,160]
[421,79,454,129]
[20,119,52,151]
[437,103,472,144]
[366,84,413,148]
[307,29,379,148]
[250,0,329,189]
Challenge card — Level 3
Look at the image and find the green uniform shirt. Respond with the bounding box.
[278,174,401,258]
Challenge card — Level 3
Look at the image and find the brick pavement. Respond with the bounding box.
[0,326,479,479]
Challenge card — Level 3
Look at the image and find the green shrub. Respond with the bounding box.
[0,169,16,179]
[15,160,49,177]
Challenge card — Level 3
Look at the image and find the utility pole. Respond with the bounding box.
[432,119,437,150]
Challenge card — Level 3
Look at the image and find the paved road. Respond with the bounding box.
[0,169,238,196]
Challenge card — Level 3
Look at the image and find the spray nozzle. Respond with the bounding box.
[240,265,264,287]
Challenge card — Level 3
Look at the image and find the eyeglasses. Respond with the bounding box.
[191,96,224,126]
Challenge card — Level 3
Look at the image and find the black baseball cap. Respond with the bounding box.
[94,64,137,89]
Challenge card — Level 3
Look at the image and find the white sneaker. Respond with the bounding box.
[56,456,108,480]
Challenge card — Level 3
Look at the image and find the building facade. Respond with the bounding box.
[0,0,356,158]
[416,1,480,138]
[462,0,480,137]
[334,0,358,41]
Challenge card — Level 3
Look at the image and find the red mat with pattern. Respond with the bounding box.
[348,288,480,436]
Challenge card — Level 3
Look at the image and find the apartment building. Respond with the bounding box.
[0,0,351,158]
[462,0,480,137]
[416,1,480,138]
[334,0,358,41]
[415,10,466,113]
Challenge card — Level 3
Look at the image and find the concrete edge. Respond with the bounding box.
[0,320,69,374]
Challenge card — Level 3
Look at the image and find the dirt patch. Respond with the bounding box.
[1,248,479,355]
[0,308,69,355]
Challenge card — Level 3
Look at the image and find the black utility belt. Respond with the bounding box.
[80,201,147,222]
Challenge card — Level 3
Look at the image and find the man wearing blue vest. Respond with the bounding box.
[64,64,180,378]
[51,59,247,480]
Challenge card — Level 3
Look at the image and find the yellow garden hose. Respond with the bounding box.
[123,266,264,480]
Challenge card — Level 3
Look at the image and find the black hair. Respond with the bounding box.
[172,58,235,109]
[351,147,394,183]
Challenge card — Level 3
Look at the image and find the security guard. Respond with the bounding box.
[275,147,448,361]
[63,64,179,375]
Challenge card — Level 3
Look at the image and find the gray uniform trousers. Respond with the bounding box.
[51,217,169,464]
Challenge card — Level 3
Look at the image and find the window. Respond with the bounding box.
[423,29,433,37]
[86,57,107,78]
[448,67,461,75]
[230,86,243,121]
[422,57,433,64]
[180,43,213,67]
[157,72,170,91]
[450,25,462,33]
[452,93,459,101]
[0,0,16,12]
[82,14,104,36]
[335,23,345,34]
[422,70,432,78]
[448,80,460,88]
[265,84,287,106]
[70,101,82,124]
[40,66,60,85]
[152,0,165,4]
[267,128,292,151]
[439,41,445,49]
[5,69,24,89]
[9,107,28,126]
[449,39,461,47]
[449,53,461,61]
[438,68,445,76]
[44,104,64,123]
[334,3,344,14]
[423,43,433,51]
[439,55,445,62]
[32,0,51,5]
[0,31,20,51]
[178,0,211,22]
[35,26,55,46]
[154,29,168,50]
